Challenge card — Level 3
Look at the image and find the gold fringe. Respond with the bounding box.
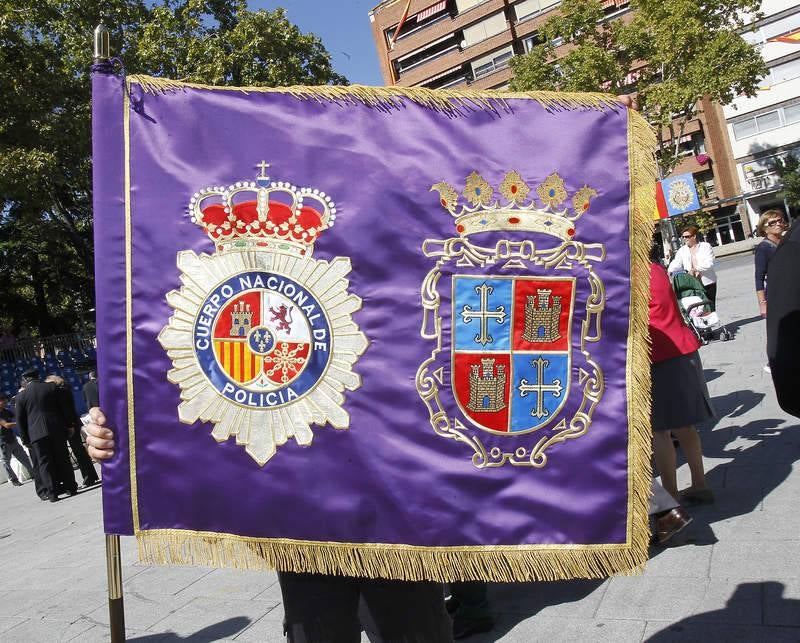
[137,529,649,582]
[625,109,658,573]
[127,74,622,114]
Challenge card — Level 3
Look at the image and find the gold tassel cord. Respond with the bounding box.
[127,74,623,115]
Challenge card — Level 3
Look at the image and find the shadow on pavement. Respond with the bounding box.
[723,314,763,337]
[646,582,800,640]
[709,389,765,418]
[128,616,251,642]
[703,368,724,383]
[474,579,603,640]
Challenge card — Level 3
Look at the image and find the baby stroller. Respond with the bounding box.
[671,272,732,344]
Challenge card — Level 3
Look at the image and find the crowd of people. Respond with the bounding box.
[0,369,100,501]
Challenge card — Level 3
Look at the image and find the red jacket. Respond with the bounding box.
[649,263,700,363]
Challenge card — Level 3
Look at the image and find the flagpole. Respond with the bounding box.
[94,22,124,641]
[105,534,126,642]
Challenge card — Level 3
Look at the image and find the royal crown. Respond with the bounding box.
[431,170,597,241]
[189,161,336,257]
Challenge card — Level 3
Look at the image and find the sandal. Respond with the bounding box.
[679,487,714,504]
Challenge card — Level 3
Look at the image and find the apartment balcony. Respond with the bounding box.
[386,0,506,60]
[396,25,513,86]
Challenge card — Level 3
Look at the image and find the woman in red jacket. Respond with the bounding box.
[649,258,715,503]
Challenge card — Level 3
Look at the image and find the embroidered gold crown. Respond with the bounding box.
[189,162,336,257]
[431,171,597,241]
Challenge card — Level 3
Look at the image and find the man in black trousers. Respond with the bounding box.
[15,369,78,501]
[767,217,800,418]
[83,370,99,410]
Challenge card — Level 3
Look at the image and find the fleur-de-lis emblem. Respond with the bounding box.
[537,172,568,209]
[499,170,531,205]
[463,171,494,207]
[572,186,598,214]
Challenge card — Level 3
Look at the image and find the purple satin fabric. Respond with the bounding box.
[93,72,633,547]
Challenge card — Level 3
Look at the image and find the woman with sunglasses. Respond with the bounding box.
[668,226,718,310]
[754,210,788,373]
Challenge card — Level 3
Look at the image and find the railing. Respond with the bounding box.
[746,173,781,193]
[0,333,97,363]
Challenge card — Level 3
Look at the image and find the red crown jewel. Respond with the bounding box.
[189,161,336,256]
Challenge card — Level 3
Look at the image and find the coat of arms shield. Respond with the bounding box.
[418,171,606,468]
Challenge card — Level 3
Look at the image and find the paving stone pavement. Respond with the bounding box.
[0,254,798,642]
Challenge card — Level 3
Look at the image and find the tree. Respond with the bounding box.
[0,0,345,337]
[509,0,766,178]
[773,153,800,209]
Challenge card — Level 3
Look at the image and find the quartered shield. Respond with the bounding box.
[452,276,575,434]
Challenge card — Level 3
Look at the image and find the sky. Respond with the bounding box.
[252,1,386,86]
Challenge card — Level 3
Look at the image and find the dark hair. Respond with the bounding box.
[0,393,7,401]
[681,225,699,237]
[21,368,39,381]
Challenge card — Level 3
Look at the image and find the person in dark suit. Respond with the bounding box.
[46,375,100,488]
[83,370,99,409]
[767,217,800,418]
[15,369,78,501]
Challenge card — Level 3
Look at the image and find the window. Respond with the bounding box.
[455,0,485,13]
[471,45,514,79]
[784,103,800,125]
[522,33,541,52]
[741,13,800,44]
[732,103,800,140]
[514,0,559,22]
[755,111,781,133]
[462,12,507,47]
[395,34,461,75]
[771,57,800,85]
[733,119,758,139]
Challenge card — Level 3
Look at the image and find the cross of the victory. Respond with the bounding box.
[460,283,507,346]
[518,356,563,419]
[256,160,271,178]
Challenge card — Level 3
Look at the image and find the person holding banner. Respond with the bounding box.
[668,226,718,310]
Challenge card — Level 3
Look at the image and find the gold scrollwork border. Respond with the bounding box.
[416,238,606,468]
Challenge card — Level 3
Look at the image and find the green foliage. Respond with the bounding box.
[509,0,766,177]
[674,210,716,237]
[0,0,345,337]
[773,153,800,208]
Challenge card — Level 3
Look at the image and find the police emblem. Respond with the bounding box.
[158,163,368,465]
[418,171,605,468]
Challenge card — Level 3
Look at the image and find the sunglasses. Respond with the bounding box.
[767,220,786,226]
[681,234,694,239]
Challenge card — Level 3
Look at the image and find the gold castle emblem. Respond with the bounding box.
[522,289,562,343]
[467,358,507,413]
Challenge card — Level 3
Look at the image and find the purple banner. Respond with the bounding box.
[92,71,655,581]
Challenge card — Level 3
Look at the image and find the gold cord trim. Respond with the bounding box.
[625,109,658,568]
[123,80,141,531]
[127,74,622,114]
[136,528,645,582]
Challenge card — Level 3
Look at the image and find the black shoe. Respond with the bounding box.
[48,495,59,503]
[452,616,494,640]
[66,489,78,497]
[81,479,100,488]
[11,480,22,487]
[445,595,461,615]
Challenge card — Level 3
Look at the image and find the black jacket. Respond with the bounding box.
[767,218,800,418]
[83,378,99,409]
[14,381,73,445]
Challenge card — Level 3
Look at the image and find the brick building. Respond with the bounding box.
[368,0,755,246]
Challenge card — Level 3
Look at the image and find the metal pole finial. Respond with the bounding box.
[94,23,110,62]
